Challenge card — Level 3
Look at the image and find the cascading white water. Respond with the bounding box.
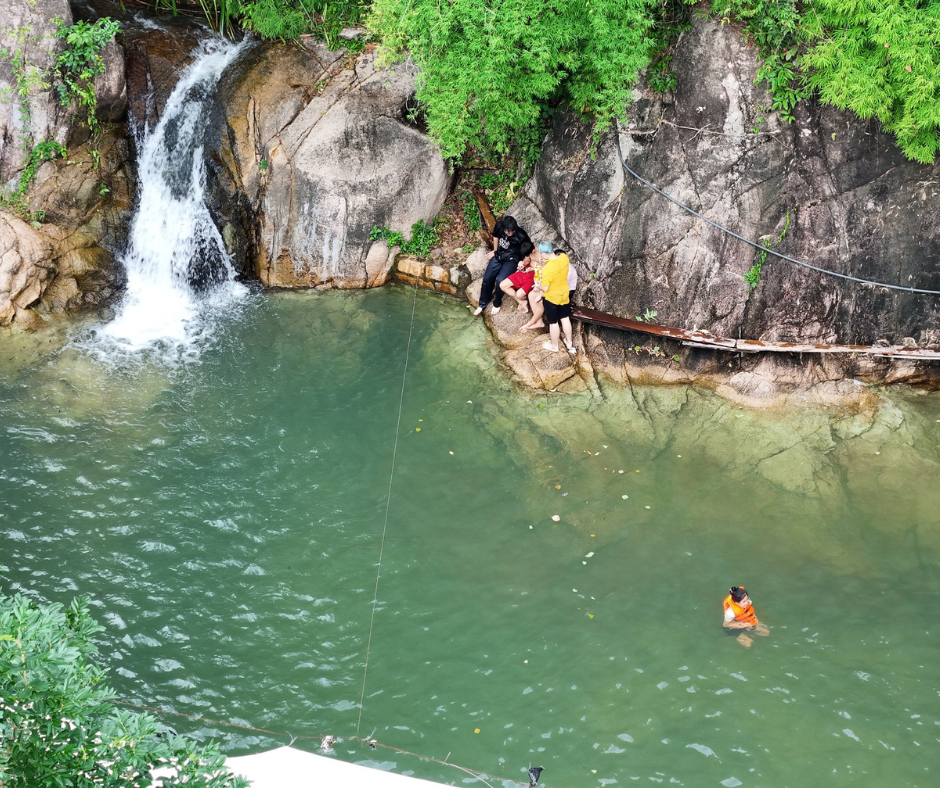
[93,38,249,355]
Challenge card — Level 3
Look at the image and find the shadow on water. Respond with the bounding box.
[2,287,940,787]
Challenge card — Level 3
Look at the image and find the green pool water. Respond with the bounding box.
[2,287,939,787]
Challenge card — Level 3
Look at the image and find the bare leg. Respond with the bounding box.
[521,292,545,331]
[737,633,753,648]
[543,322,560,352]
[754,625,770,637]
[560,317,575,352]
[499,278,516,306]
[514,288,529,312]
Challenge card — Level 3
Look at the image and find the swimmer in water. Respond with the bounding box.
[722,585,770,648]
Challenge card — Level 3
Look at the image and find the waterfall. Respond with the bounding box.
[92,38,249,355]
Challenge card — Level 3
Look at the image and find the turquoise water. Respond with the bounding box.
[2,287,940,787]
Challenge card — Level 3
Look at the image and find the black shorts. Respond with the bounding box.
[543,299,572,325]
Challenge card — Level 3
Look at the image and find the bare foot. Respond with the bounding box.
[737,634,753,648]
[529,321,545,330]
[517,303,529,313]
[754,625,770,637]
[542,340,559,353]
[473,306,484,316]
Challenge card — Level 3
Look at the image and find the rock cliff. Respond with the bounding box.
[206,40,453,288]
[502,17,940,405]
[0,0,131,328]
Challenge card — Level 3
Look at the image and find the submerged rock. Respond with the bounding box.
[207,41,453,288]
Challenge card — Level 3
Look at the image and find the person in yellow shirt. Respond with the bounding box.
[533,241,575,354]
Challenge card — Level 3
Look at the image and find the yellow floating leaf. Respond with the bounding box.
[474,728,480,734]
[555,484,561,489]
[588,613,594,619]
[416,428,421,432]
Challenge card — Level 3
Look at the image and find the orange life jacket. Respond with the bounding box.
[723,594,758,626]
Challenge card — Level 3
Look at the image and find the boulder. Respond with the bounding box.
[0,211,55,325]
[467,278,584,390]
[0,0,74,188]
[505,15,940,403]
[207,41,453,288]
[0,125,132,329]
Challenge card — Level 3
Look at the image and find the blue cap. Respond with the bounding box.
[537,241,553,254]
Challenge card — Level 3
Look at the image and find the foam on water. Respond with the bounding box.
[82,38,250,360]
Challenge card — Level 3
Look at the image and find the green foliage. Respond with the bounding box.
[0,581,247,788]
[646,0,693,94]
[0,26,53,144]
[18,139,67,194]
[55,18,121,137]
[151,0,366,47]
[635,308,658,322]
[711,0,805,122]
[0,140,66,219]
[745,210,790,291]
[370,224,405,248]
[801,0,940,164]
[371,219,441,257]
[460,190,482,233]
[713,0,940,162]
[369,0,660,160]
[647,55,678,93]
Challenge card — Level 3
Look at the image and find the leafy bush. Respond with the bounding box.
[371,218,441,257]
[55,18,121,136]
[802,0,940,164]
[369,0,659,160]
[461,190,482,232]
[0,577,247,788]
[712,0,940,163]
[153,0,366,47]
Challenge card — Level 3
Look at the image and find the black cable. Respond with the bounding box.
[616,137,940,296]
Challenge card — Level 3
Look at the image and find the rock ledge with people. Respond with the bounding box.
[466,214,594,393]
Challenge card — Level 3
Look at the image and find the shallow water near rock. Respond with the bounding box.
[2,287,939,787]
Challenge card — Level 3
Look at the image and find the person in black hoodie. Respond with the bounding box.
[474,215,531,316]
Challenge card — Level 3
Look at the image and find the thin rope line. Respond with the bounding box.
[616,136,940,295]
[356,277,421,738]
[112,699,523,786]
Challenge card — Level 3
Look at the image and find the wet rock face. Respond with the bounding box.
[123,25,202,140]
[206,41,453,288]
[507,15,940,402]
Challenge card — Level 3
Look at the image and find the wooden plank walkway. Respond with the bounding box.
[572,306,940,362]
